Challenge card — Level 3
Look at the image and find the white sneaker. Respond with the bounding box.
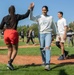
[45,65,50,71]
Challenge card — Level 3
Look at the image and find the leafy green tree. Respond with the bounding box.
[69,22,74,31]
[17,23,38,37]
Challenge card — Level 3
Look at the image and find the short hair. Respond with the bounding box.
[42,6,48,11]
[58,11,63,16]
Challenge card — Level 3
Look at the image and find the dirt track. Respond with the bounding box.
[0,55,74,65]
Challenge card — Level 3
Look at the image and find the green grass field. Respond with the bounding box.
[0,64,74,75]
[0,46,74,56]
[0,38,74,75]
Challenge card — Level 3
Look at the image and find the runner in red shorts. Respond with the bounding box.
[0,4,33,70]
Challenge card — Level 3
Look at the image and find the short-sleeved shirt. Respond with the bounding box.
[21,30,24,36]
[67,30,73,37]
[57,18,68,34]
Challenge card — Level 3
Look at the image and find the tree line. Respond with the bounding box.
[17,23,38,37]
[17,22,74,37]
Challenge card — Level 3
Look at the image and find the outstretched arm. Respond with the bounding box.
[17,3,34,20]
[29,3,38,22]
[17,10,30,20]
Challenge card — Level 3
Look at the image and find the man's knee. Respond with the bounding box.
[60,42,64,46]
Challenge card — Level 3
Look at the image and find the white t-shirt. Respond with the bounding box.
[30,10,57,34]
[57,18,68,34]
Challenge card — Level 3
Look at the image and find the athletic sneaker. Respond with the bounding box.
[7,63,14,70]
[45,65,50,71]
[58,51,69,60]
[58,55,65,60]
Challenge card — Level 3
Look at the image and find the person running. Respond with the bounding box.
[67,27,74,47]
[26,29,34,44]
[0,4,33,70]
[56,11,68,60]
[30,3,57,70]
[20,29,25,42]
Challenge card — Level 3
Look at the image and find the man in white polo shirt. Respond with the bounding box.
[56,11,68,60]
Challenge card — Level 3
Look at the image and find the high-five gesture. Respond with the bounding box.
[29,3,35,10]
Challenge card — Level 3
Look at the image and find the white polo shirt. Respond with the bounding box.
[57,18,68,34]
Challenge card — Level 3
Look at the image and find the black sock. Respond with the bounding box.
[8,59,13,64]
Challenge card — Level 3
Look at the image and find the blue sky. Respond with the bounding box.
[0,0,74,26]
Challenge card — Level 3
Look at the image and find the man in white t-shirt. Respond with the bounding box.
[56,11,68,60]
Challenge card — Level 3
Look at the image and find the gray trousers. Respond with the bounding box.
[67,37,74,46]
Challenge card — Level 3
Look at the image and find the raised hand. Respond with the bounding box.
[31,3,34,8]
[29,2,35,10]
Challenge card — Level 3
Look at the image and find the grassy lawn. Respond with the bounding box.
[0,46,74,56]
[0,64,74,75]
[0,39,6,46]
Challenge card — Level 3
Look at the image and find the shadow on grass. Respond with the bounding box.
[51,61,74,71]
[0,63,72,74]
[59,69,68,75]
[14,54,74,72]
[0,63,43,71]
[68,54,74,59]
[15,63,42,70]
[51,64,65,70]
